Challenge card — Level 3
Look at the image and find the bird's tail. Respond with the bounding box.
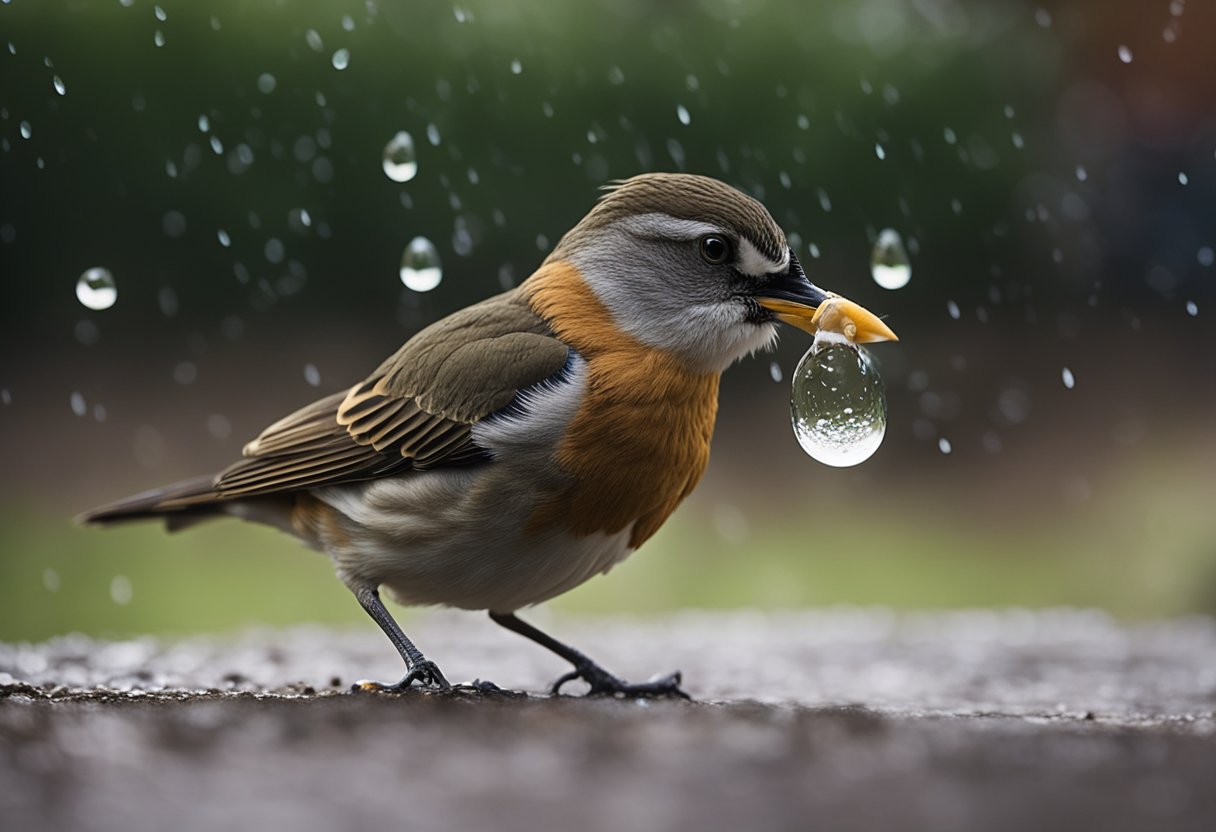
[75,474,229,532]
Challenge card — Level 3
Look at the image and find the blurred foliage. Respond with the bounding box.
[2,0,1214,639]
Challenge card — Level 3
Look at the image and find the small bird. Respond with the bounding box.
[80,173,896,697]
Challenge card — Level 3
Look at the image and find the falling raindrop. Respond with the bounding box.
[769,362,782,383]
[676,104,691,126]
[1199,247,1214,267]
[331,48,350,70]
[70,391,87,416]
[1185,300,1198,316]
[382,131,418,182]
[1075,165,1088,182]
[154,30,165,47]
[1117,45,1133,63]
[303,363,321,387]
[870,229,911,290]
[19,120,31,139]
[305,29,323,52]
[76,267,117,310]
[938,437,952,454]
[399,236,442,292]
[510,58,522,75]
[875,143,886,160]
[1178,172,1189,186]
[217,229,231,247]
[110,575,133,606]
[790,339,887,467]
[426,123,441,146]
[946,300,961,320]
[1061,367,1076,389]
[52,75,65,95]
[256,72,276,94]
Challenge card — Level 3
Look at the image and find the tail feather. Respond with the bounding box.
[75,474,227,529]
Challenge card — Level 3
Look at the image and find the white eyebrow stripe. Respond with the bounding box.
[615,213,720,240]
[737,237,788,276]
[616,212,789,275]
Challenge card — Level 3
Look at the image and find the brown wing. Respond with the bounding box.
[200,287,569,500]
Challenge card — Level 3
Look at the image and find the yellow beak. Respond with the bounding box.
[758,295,898,343]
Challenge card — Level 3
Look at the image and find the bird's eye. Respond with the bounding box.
[699,235,731,265]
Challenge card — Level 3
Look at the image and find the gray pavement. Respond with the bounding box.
[2,609,1215,831]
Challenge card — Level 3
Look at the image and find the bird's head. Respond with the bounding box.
[544,173,897,373]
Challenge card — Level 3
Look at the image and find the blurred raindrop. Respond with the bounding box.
[1062,367,1076,389]
[399,236,442,292]
[1185,300,1198,316]
[870,229,911,290]
[769,361,782,383]
[382,131,418,183]
[1117,45,1133,63]
[75,267,117,310]
[110,575,133,606]
[946,300,960,320]
[256,72,276,94]
[676,104,691,126]
[303,363,321,387]
[790,341,887,468]
[70,391,86,416]
[938,437,953,454]
[52,75,65,95]
[331,48,350,70]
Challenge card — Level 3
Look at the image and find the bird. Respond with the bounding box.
[80,173,897,698]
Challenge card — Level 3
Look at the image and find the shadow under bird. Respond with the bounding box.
[80,173,897,697]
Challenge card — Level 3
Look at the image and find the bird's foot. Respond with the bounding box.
[352,660,451,694]
[552,662,690,700]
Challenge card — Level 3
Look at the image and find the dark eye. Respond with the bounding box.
[699,235,731,265]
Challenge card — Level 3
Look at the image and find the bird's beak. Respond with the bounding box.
[754,253,898,343]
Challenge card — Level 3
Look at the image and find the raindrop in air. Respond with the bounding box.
[1117,45,1133,63]
[510,58,522,75]
[19,120,31,139]
[399,236,442,292]
[1178,172,1189,186]
[676,104,691,126]
[946,300,961,320]
[790,340,887,467]
[331,48,350,70]
[769,362,782,383]
[52,75,65,95]
[257,72,276,94]
[1185,300,1198,316]
[1061,367,1075,389]
[382,131,418,182]
[870,229,911,290]
[938,437,952,454]
[76,267,117,310]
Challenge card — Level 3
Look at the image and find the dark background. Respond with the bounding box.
[2,0,1214,639]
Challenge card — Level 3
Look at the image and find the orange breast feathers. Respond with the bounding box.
[523,261,720,548]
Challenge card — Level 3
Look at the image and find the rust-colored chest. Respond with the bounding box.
[524,263,720,548]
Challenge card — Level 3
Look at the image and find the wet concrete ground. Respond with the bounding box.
[2,609,1215,831]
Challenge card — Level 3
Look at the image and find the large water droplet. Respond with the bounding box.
[870,228,911,290]
[382,131,418,182]
[790,340,887,467]
[399,237,442,292]
[52,75,66,95]
[1117,44,1133,63]
[331,48,350,70]
[76,267,117,310]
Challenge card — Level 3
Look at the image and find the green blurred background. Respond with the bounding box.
[2,0,1214,641]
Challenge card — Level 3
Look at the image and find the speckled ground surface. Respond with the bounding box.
[3,609,1215,832]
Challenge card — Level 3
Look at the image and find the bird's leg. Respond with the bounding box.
[488,611,689,699]
[352,586,450,693]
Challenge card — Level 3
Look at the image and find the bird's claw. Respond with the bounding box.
[351,660,451,694]
[552,665,690,699]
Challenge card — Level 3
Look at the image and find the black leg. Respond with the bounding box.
[488,611,689,699]
[353,586,450,692]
